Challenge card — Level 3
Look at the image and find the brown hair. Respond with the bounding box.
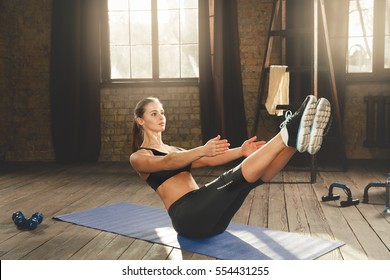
[132,97,161,152]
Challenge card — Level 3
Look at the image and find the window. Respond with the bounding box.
[347,0,390,74]
[385,0,390,67]
[107,0,199,81]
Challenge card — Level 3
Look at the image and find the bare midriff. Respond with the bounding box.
[153,172,199,210]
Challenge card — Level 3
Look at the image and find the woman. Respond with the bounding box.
[129,96,331,238]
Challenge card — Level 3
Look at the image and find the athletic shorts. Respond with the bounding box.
[168,164,263,238]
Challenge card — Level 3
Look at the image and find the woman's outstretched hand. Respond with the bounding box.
[241,136,266,157]
[203,135,230,157]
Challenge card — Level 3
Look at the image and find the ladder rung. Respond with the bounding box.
[269,28,312,37]
[269,30,286,36]
[263,66,329,73]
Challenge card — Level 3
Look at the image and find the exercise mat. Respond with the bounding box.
[54,202,343,260]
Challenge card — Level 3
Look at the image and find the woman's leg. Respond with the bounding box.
[241,95,319,183]
[260,146,296,182]
[241,133,290,183]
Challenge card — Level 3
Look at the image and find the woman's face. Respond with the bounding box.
[138,101,166,132]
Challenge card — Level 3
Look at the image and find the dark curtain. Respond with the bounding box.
[199,0,248,147]
[50,0,103,163]
[286,0,349,104]
[323,0,349,107]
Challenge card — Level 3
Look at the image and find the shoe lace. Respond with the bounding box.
[279,110,293,128]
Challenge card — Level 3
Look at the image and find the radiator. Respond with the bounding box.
[364,95,390,148]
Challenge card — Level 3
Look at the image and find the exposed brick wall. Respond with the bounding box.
[237,0,275,139]
[0,0,53,161]
[0,0,13,160]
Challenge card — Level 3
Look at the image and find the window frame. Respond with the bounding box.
[100,0,199,86]
[346,0,390,82]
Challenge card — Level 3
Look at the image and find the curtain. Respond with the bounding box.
[324,0,349,108]
[199,0,248,147]
[286,0,348,104]
[50,0,103,163]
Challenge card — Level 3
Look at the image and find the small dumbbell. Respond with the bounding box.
[12,211,44,230]
[12,211,27,229]
[31,212,44,224]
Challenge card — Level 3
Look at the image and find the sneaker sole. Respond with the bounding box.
[296,95,317,152]
[308,98,331,155]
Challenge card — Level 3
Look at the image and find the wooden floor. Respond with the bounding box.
[0,160,389,260]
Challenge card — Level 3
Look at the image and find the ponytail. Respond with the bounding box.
[132,120,143,152]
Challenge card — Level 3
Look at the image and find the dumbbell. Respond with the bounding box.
[31,212,44,224]
[12,211,44,230]
[12,211,27,229]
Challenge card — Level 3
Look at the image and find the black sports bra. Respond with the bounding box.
[139,147,191,191]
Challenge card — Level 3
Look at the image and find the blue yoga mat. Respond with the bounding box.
[54,202,343,260]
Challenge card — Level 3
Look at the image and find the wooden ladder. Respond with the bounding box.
[252,0,347,183]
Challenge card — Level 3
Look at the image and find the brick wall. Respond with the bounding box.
[237,0,275,139]
[0,0,13,160]
[0,0,53,161]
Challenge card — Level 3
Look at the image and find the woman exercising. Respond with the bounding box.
[129,96,331,238]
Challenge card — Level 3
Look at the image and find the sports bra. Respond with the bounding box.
[139,147,191,191]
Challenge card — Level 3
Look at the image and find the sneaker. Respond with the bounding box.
[307,98,332,155]
[280,95,317,152]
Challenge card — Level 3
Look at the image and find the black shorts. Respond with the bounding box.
[168,164,263,238]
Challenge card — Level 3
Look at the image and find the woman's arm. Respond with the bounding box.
[191,136,266,168]
[129,135,230,173]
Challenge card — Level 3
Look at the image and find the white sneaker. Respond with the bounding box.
[307,98,332,155]
[280,95,317,152]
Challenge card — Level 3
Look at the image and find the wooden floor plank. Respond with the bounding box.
[95,235,135,260]
[167,248,194,260]
[284,171,311,236]
[142,243,173,260]
[267,183,288,231]
[248,185,269,227]
[232,189,254,225]
[22,225,101,260]
[118,239,153,260]
[69,231,118,260]
[0,163,66,192]
[295,177,342,260]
